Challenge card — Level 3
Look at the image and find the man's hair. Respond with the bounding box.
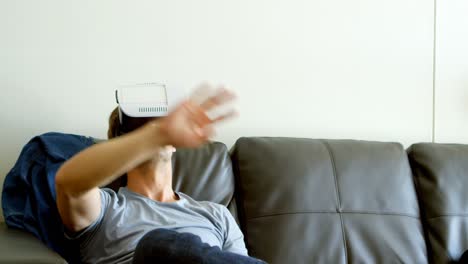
[107,107,157,139]
[107,107,120,139]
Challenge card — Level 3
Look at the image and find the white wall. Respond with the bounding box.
[0,0,436,220]
[435,0,468,143]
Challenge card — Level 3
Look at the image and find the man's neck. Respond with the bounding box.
[126,159,179,203]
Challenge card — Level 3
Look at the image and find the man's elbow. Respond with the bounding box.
[55,165,78,196]
[55,165,68,190]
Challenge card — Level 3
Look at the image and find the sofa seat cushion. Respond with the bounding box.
[0,222,66,263]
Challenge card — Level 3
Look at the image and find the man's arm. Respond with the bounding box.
[55,122,169,232]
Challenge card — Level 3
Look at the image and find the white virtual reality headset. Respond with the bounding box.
[115,82,170,123]
[115,83,178,135]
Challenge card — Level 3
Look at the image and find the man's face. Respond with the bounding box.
[120,115,160,135]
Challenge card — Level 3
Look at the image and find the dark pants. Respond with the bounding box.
[459,250,468,264]
[132,229,267,264]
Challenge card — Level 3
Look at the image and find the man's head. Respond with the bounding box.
[106,106,175,191]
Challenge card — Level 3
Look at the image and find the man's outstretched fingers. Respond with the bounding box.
[199,88,236,111]
[183,102,211,127]
[211,110,239,123]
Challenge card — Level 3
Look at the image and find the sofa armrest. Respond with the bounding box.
[0,222,67,264]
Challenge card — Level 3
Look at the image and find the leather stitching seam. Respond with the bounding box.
[322,140,348,264]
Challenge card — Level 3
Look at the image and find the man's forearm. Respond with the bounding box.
[55,121,167,195]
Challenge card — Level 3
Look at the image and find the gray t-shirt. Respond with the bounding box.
[67,187,247,264]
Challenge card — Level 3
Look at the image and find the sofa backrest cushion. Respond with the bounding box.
[102,140,235,206]
[231,137,427,263]
[408,143,468,263]
[172,142,235,205]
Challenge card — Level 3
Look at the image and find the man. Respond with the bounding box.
[55,86,265,263]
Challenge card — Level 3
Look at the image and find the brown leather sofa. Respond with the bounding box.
[1,137,467,263]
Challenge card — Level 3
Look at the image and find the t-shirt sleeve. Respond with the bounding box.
[63,188,112,247]
[221,206,249,256]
